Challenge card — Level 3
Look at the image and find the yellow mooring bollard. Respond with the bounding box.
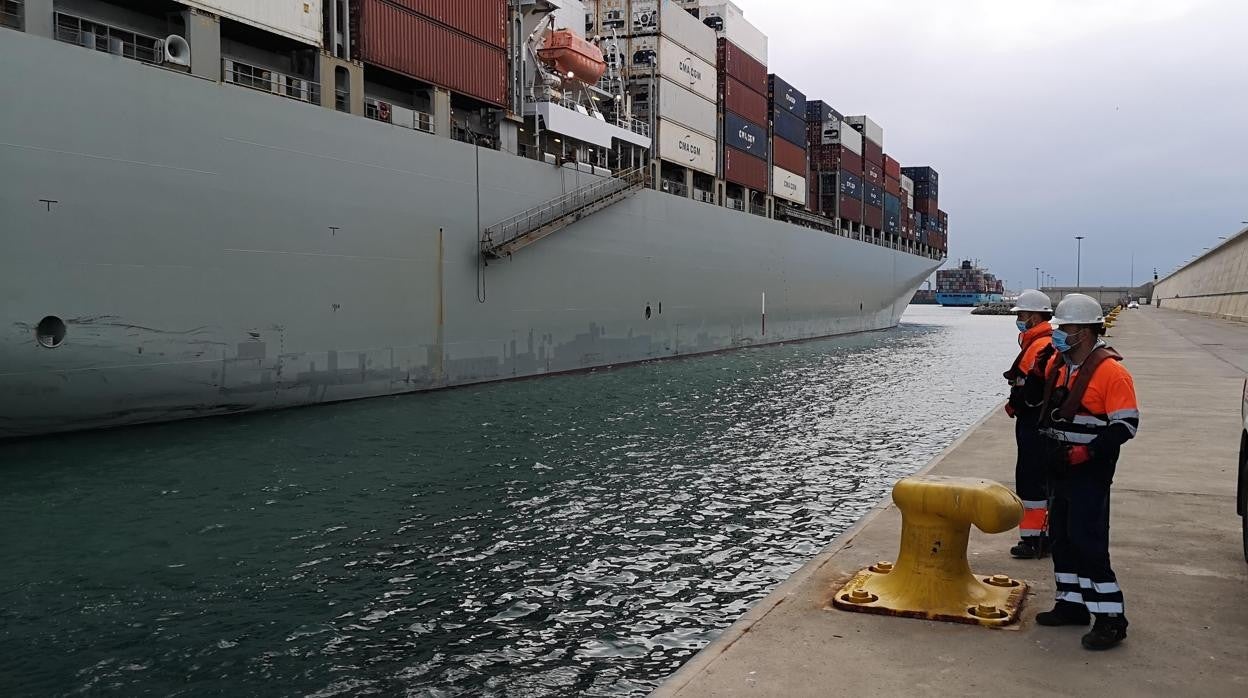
[832,476,1028,626]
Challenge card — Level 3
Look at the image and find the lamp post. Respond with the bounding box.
[1075,235,1085,289]
[1035,267,1041,288]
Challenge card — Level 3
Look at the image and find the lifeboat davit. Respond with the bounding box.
[537,30,606,85]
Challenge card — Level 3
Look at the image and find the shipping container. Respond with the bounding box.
[827,120,862,154]
[627,36,717,102]
[382,0,506,48]
[771,107,805,148]
[767,74,806,118]
[806,100,842,126]
[864,204,883,229]
[899,174,915,195]
[864,182,883,208]
[913,181,938,199]
[658,76,716,137]
[915,197,938,217]
[772,166,806,205]
[808,144,861,174]
[593,0,629,33]
[938,210,949,232]
[862,138,883,165]
[884,192,901,217]
[882,155,901,180]
[845,115,883,147]
[723,110,768,159]
[901,166,939,185]
[699,2,767,65]
[721,74,767,125]
[884,211,900,235]
[354,0,506,106]
[658,118,718,175]
[840,194,863,222]
[885,175,901,198]
[772,135,806,175]
[716,38,767,94]
[657,0,717,62]
[185,0,323,46]
[723,145,767,191]
[809,171,839,213]
[864,161,882,186]
[807,118,845,148]
[840,170,863,199]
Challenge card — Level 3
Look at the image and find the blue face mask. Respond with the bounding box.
[1052,328,1073,353]
[1016,320,1029,334]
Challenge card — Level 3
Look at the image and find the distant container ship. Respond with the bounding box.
[936,261,1005,306]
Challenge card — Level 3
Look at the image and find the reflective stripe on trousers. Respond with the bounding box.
[1050,477,1125,616]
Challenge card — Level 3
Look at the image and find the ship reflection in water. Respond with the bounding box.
[1,306,1014,696]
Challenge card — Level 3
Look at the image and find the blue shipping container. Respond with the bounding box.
[806,100,842,125]
[840,171,863,198]
[865,182,884,208]
[768,74,807,118]
[884,193,901,216]
[885,211,900,234]
[902,166,939,184]
[724,111,769,159]
[771,107,806,148]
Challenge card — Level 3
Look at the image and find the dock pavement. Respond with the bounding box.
[655,307,1248,697]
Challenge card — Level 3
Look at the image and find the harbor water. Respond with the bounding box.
[0,306,1017,697]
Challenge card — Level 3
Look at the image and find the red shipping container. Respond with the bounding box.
[885,175,901,197]
[717,38,767,95]
[864,204,883,230]
[915,196,938,217]
[772,136,806,174]
[901,205,913,237]
[354,0,506,106]
[723,146,767,191]
[721,75,767,126]
[882,154,901,179]
[384,0,506,48]
[863,138,883,165]
[807,145,862,174]
[839,194,862,222]
[864,161,883,185]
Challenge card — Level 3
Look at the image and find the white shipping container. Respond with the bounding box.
[899,174,914,195]
[182,1,322,46]
[845,115,884,147]
[625,36,715,103]
[697,1,767,65]
[658,0,716,63]
[594,0,630,34]
[833,121,863,155]
[772,165,806,205]
[657,76,715,137]
[658,119,717,175]
[630,0,659,34]
[552,0,589,38]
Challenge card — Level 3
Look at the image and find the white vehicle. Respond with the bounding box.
[1128,301,1140,309]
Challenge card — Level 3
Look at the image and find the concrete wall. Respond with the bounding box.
[1041,285,1153,307]
[1153,227,1248,322]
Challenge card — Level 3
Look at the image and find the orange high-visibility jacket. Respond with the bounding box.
[1040,344,1140,448]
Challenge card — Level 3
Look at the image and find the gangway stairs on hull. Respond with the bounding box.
[480,167,648,259]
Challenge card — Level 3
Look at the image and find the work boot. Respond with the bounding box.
[1035,600,1091,626]
[1081,615,1128,651]
[1010,538,1049,559]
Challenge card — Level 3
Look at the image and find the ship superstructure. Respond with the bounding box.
[1,1,947,438]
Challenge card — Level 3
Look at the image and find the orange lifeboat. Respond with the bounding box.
[537,30,606,85]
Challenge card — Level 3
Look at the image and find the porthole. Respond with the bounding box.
[35,316,67,348]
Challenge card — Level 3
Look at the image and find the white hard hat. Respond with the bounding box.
[1010,289,1053,313]
[1051,293,1105,326]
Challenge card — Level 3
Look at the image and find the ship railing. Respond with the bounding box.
[54,12,161,64]
[1,1,22,30]
[364,97,436,134]
[222,58,319,105]
[483,166,648,251]
[749,203,768,217]
[659,180,688,198]
[777,203,838,234]
[726,197,746,212]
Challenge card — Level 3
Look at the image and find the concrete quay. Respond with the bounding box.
[656,308,1248,697]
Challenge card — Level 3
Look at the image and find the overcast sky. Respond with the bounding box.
[731,0,1248,289]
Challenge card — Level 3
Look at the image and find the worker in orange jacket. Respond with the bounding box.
[1003,289,1055,559]
[1027,294,1139,651]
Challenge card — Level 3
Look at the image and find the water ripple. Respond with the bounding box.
[0,307,1017,696]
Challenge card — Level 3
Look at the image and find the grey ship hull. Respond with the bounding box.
[0,33,940,439]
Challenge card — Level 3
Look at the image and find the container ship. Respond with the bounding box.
[937,261,1005,307]
[0,0,949,439]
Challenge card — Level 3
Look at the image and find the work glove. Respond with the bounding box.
[1065,444,1092,466]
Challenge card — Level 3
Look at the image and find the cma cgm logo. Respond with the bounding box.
[679,137,702,158]
[782,179,798,193]
[737,128,756,146]
[679,59,702,82]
